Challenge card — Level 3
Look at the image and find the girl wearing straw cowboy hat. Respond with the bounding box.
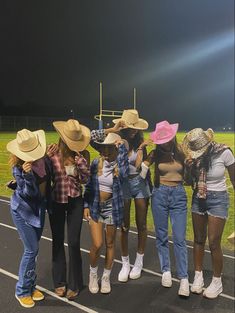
[83,133,129,294]
[7,129,51,308]
[183,128,235,299]
[90,109,151,282]
[47,119,91,300]
[143,120,190,297]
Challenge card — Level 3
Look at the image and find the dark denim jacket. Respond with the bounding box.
[10,158,52,228]
[84,143,129,227]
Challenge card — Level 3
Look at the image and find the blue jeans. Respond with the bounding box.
[151,184,188,279]
[122,175,151,199]
[11,208,45,297]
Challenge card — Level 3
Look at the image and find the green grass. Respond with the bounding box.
[0,131,234,250]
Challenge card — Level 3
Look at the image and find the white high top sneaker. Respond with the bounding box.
[178,278,190,297]
[101,268,111,294]
[161,271,172,287]
[191,271,204,294]
[89,266,99,294]
[101,275,111,294]
[203,276,223,299]
[129,253,143,279]
[118,256,130,282]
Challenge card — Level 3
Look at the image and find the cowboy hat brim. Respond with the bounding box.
[112,118,148,130]
[150,123,179,144]
[182,128,214,159]
[53,121,91,152]
[6,130,46,162]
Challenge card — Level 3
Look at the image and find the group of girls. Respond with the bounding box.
[6,109,234,308]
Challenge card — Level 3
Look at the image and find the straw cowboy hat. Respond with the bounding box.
[150,120,179,145]
[182,128,214,159]
[112,109,148,130]
[53,119,91,152]
[93,133,129,150]
[6,129,46,162]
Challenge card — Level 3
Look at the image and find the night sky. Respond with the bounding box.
[0,0,234,130]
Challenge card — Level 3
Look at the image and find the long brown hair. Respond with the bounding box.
[58,138,76,163]
[153,138,185,187]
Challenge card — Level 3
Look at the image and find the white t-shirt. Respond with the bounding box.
[207,149,234,191]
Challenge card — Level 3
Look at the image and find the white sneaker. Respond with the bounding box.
[203,277,223,299]
[161,271,172,287]
[118,262,130,282]
[100,275,111,294]
[191,271,204,294]
[129,258,143,280]
[89,272,99,294]
[178,278,190,297]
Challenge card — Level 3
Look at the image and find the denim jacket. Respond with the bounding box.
[10,158,51,228]
[84,143,129,227]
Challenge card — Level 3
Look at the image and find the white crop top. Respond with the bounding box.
[64,165,76,176]
[128,150,139,175]
[98,160,116,193]
[206,149,234,191]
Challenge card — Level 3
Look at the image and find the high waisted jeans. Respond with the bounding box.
[11,208,45,297]
[151,184,188,279]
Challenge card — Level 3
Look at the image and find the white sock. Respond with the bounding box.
[103,268,111,277]
[90,266,98,274]
[212,276,222,283]
[136,252,144,263]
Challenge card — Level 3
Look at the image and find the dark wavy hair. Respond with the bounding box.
[119,128,144,151]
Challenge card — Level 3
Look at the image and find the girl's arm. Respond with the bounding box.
[143,149,155,167]
[13,164,39,198]
[227,163,235,190]
[90,121,126,143]
[135,139,152,169]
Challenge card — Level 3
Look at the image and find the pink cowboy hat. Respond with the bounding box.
[150,121,179,144]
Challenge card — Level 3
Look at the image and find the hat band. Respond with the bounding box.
[189,140,210,152]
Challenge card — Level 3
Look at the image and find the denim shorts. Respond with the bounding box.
[192,190,229,219]
[122,175,151,200]
[98,199,114,225]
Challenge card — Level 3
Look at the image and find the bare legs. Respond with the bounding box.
[89,220,116,269]
[120,198,148,256]
[192,212,226,277]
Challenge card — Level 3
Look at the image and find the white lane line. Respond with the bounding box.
[1,198,234,260]
[0,268,98,313]
[0,222,234,301]
[128,229,235,260]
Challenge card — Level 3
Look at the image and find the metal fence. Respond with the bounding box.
[0,115,99,131]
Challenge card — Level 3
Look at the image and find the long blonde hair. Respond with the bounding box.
[97,157,119,177]
[9,154,24,167]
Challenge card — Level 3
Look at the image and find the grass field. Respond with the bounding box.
[0,131,234,249]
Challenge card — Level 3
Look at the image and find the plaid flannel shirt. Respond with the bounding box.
[84,143,129,227]
[51,152,90,203]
